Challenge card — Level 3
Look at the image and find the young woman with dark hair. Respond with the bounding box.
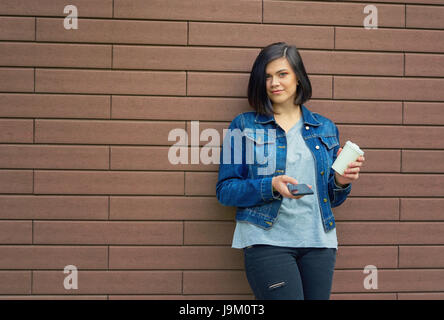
[216,42,365,300]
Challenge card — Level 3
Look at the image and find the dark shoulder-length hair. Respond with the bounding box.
[247,42,312,116]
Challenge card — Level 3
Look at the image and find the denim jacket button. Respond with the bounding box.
[320,171,324,175]
[305,126,309,130]
[315,145,320,150]
[323,198,328,203]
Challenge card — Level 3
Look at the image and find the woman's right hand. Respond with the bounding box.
[272,175,312,199]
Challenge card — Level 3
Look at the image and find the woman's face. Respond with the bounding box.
[265,57,298,105]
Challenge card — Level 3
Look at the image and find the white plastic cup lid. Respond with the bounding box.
[345,141,364,155]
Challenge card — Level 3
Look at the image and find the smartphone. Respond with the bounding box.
[287,183,314,196]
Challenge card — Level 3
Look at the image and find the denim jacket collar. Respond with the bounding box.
[254,104,322,127]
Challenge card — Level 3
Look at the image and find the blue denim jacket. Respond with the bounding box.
[216,104,352,232]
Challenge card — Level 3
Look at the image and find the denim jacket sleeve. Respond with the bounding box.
[216,114,276,208]
[328,124,352,207]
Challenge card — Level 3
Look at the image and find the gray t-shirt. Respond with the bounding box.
[232,117,338,249]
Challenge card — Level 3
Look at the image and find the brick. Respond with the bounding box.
[34,170,184,195]
[0,145,109,169]
[35,119,185,145]
[35,69,186,95]
[337,222,399,245]
[33,271,182,294]
[109,294,254,300]
[112,95,250,121]
[339,124,444,149]
[349,174,444,197]
[110,196,235,221]
[406,5,444,29]
[334,76,444,101]
[183,271,251,294]
[0,221,32,244]
[189,22,334,48]
[184,222,235,245]
[113,45,259,71]
[0,42,111,68]
[188,72,332,98]
[0,170,33,194]
[264,1,404,28]
[0,0,113,17]
[404,102,444,125]
[0,68,34,92]
[332,269,444,292]
[0,94,110,119]
[399,292,444,300]
[0,119,33,143]
[308,100,402,124]
[336,246,398,269]
[331,293,397,300]
[399,246,444,268]
[402,150,444,173]
[109,246,243,269]
[185,172,218,196]
[36,18,187,45]
[333,198,399,221]
[0,295,107,300]
[336,27,444,53]
[114,0,261,22]
[405,54,444,77]
[111,146,219,171]
[301,50,403,76]
[0,271,31,294]
[0,195,108,220]
[398,222,444,244]
[0,246,107,269]
[400,199,444,221]
[0,17,34,40]
[34,221,183,245]
[343,0,442,5]
[337,222,444,245]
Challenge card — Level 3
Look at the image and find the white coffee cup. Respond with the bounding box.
[331,141,364,175]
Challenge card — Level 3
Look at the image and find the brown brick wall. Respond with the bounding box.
[0,0,443,300]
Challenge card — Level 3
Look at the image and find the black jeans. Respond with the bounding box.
[243,245,337,300]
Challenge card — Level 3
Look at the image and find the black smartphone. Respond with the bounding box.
[287,183,314,196]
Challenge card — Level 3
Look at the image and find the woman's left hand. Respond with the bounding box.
[334,148,365,187]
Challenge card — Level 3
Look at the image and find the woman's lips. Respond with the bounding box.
[272,90,283,94]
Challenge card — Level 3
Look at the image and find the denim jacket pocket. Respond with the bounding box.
[319,135,339,170]
[244,130,276,177]
[319,135,339,150]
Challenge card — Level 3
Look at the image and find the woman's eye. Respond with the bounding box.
[280,73,287,76]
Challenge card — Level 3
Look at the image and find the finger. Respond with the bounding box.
[344,172,359,180]
[348,162,362,168]
[285,176,298,185]
[345,167,360,173]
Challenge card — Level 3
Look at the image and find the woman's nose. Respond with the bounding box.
[271,76,280,86]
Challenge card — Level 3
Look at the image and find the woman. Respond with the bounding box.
[216,42,365,300]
